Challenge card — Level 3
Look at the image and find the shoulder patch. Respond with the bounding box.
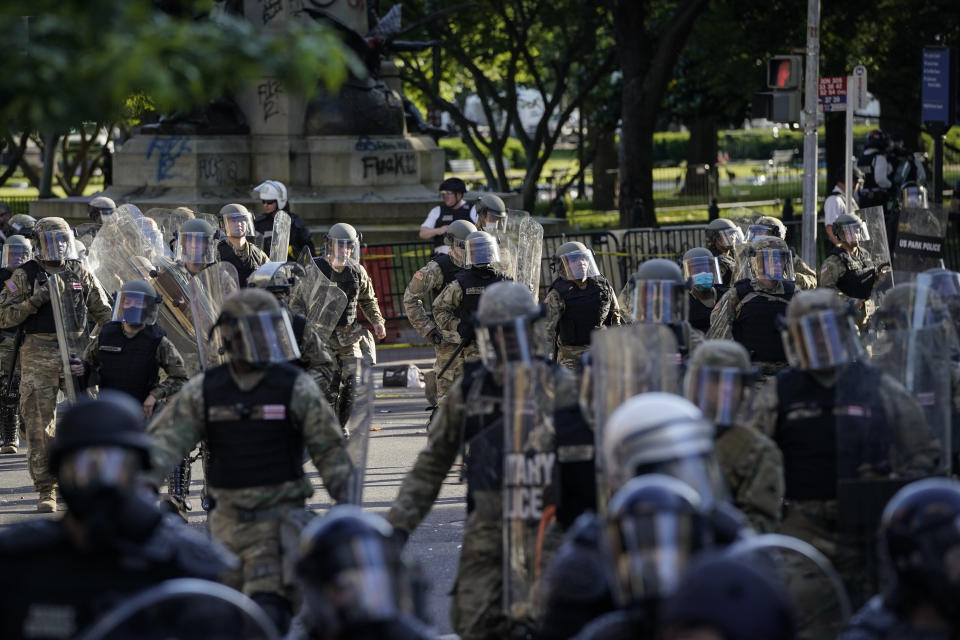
[413,271,425,281]
[4,279,17,294]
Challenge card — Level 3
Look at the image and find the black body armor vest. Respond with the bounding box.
[460,362,505,513]
[316,258,362,326]
[827,246,877,300]
[732,279,795,363]
[202,363,302,489]
[454,268,506,338]
[432,204,472,247]
[97,322,164,402]
[430,253,460,289]
[21,260,86,334]
[550,277,612,347]
[216,241,255,288]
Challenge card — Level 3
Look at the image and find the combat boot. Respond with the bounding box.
[1,398,21,454]
[37,487,57,513]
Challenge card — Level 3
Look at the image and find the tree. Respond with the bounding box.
[396,0,615,212]
[0,0,360,197]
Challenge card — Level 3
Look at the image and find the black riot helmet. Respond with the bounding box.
[880,478,960,623]
[213,288,301,365]
[439,177,466,197]
[111,280,162,327]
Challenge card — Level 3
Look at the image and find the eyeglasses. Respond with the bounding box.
[262,200,278,206]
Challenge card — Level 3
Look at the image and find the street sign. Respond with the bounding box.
[818,76,847,112]
[850,65,868,111]
[922,47,954,125]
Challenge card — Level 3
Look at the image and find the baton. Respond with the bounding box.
[437,336,472,380]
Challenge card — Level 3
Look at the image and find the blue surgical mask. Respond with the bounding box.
[692,272,715,291]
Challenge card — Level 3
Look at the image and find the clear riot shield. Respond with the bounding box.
[342,357,373,505]
[188,263,241,370]
[857,206,895,306]
[144,207,195,251]
[151,255,196,338]
[725,534,851,639]
[76,578,279,640]
[497,211,544,297]
[892,205,948,283]
[502,360,557,626]
[269,211,292,263]
[590,324,680,509]
[291,254,348,342]
[87,203,155,297]
[48,271,93,404]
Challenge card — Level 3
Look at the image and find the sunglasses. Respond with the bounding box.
[262,199,278,206]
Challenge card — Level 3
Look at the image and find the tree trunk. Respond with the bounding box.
[39,132,59,199]
[680,117,718,198]
[592,126,618,210]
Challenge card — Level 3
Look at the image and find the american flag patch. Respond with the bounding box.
[72,282,83,291]
[413,271,424,281]
[4,280,16,293]
[261,404,286,420]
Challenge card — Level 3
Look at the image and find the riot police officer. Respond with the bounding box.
[147,288,354,633]
[419,178,473,250]
[175,217,220,277]
[8,214,36,240]
[839,478,960,639]
[403,219,477,402]
[542,241,621,369]
[74,196,118,248]
[820,212,889,330]
[0,235,31,454]
[473,193,508,233]
[217,203,268,287]
[254,179,316,260]
[743,216,817,289]
[857,129,893,209]
[704,218,743,286]
[0,217,113,512]
[621,258,701,359]
[708,236,796,375]
[682,247,727,334]
[0,391,237,640]
[290,506,434,640]
[314,222,385,427]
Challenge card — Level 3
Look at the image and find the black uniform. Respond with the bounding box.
[549,277,617,347]
[215,240,261,288]
[429,203,472,248]
[430,252,460,288]
[254,210,316,260]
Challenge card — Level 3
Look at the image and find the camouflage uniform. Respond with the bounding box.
[403,258,461,398]
[714,424,784,532]
[707,279,793,377]
[432,279,486,367]
[792,254,819,290]
[0,260,111,497]
[540,279,622,370]
[147,367,352,600]
[819,246,879,331]
[387,363,576,640]
[296,319,339,407]
[80,328,189,402]
[216,239,268,288]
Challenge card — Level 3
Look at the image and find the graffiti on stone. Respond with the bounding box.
[145,136,191,182]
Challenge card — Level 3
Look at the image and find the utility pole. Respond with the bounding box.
[801,0,820,267]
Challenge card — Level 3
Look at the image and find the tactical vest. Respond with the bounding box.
[202,363,302,489]
[432,204,472,247]
[454,268,506,336]
[549,277,612,347]
[97,322,164,402]
[775,362,889,500]
[687,285,728,334]
[316,258,362,326]
[732,279,794,363]
[430,252,460,289]
[21,260,87,334]
[856,149,882,191]
[827,246,876,300]
[216,241,255,288]
[460,362,505,513]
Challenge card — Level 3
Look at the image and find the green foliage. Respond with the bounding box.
[439,137,527,168]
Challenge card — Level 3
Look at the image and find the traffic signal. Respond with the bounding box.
[767,55,803,90]
[752,92,801,123]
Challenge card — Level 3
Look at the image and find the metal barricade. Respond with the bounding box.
[620,224,709,275]
[360,241,435,321]
[539,231,624,299]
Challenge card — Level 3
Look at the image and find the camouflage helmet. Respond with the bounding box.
[36,216,71,235]
[34,217,76,262]
[219,203,255,238]
[173,206,196,219]
[782,289,862,370]
[754,216,786,240]
[476,281,539,326]
[215,289,300,364]
[327,222,360,243]
[785,288,845,323]
[749,235,789,253]
[475,193,507,219]
[832,212,867,245]
[707,218,738,232]
[1,234,32,269]
[88,196,116,221]
[688,339,751,370]
[219,203,252,217]
[444,219,477,246]
[9,213,36,236]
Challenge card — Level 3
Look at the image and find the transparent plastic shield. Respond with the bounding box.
[48,271,93,404]
[502,360,556,624]
[144,207,195,251]
[497,211,543,297]
[292,255,348,342]
[590,324,680,508]
[893,205,948,283]
[151,255,197,342]
[857,206,895,306]
[269,211,292,263]
[342,357,373,505]
[188,263,240,370]
[725,534,851,639]
[76,578,279,640]
[86,204,154,296]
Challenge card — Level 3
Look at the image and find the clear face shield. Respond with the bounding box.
[111,290,161,326]
[782,309,863,371]
[838,220,869,246]
[138,218,165,257]
[559,249,600,281]
[481,213,507,233]
[750,249,795,282]
[633,454,728,506]
[901,184,928,209]
[683,365,748,427]
[1,243,31,269]
[464,236,500,268]
[475,316,538,369]
[221,308,301,364]
[221,211,255,238]
[58,446,143,494]
[682,256,722,291]
[36,229,77,261]
[326,237,360,266]
[631,280,689,324]
[746,224,780,243]
[713,227,744,250]
[176,232,216,266]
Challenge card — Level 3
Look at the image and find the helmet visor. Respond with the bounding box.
[58,446,143,491]
[1,243,31,269]
[631,280,688,324]
[838,221,869,244]
[633,455,728,506]
[714,227,744,249]
[230,308,301,364]
[901,185,927,209]
[111,290,160,326]
[326,238,360,265]
[176,231,216,265]
[782,309,862,371]
[464,237,500,268]
[221,211,255,238]
[475,317,536,368]
[683,365,746,427]
[37,230,77,261]
[682,256,722,283]
[746,224,778,243]
[560,250,600,280]
[751,249,795,282]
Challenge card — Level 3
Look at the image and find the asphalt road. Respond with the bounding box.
[0,346,465,636]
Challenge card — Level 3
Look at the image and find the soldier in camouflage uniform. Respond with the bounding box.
[314,223,386,427]
[619,258,702,359]
[431,231,510,370]
[745,289,941,607]
[216,203,268,288]
[473,193,508,233]
[388,282,574,640]
[74,195,117,248]
[819,212,890,332]
[541,241,621,370]
[403,219,476,401]
[0,235,32,454]
[707,236,796,377]
[705,218,744,286]
[682,247,728,335]
[0,217,112,512]
[745,216,818,289]
[683,339,784,532]
[147,288,354,634]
